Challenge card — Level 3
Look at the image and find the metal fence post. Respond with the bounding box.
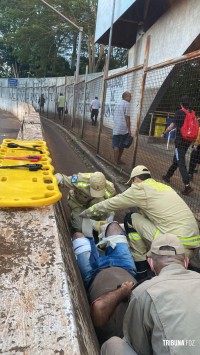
[47,85,50,118]
[81,65,88,138]
[55,78,58,120]
[71,72,76,128]
[131,35,151,168]
[25,81,27,102]
[96,59,108,155]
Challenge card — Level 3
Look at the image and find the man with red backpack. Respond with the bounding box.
[162,95,199,195]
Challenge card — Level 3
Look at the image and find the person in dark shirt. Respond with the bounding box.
[38,94,45,113]
[162,95,193,195]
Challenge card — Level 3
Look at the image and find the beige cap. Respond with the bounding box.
[126,165,150,184]
[147,234,185,257]
[90,172,106,198]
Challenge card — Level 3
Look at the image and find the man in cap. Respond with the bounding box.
[80,165,200,279]
[162,95,194,195]
[55,171,116,232]
[72,221,137,345]
[101,234,200,355]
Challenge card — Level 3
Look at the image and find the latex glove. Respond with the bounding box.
[107,212,115,223]
[79,210,89,218]
[55,173,63,184]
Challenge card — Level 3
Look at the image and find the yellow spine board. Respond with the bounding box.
[0,139,62,207]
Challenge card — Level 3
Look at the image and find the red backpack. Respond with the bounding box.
[180,107,199,142]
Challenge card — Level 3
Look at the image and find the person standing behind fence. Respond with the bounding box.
[162,95,195,195]
[57,93,65,120]
[38,94,45,113]
[112,91,131,165]
[90,96,101,126]
[188,127,200,181]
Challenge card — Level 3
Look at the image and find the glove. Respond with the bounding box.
[79,210,89,219]
[107,212,115,223]
[55,173,63,185]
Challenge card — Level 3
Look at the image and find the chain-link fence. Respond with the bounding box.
[137,53,200,222]
[0,50,200,222]
[97,68,143,170]
[82,75,103,149]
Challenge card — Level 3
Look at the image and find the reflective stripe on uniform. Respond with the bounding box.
[87,205,99,216]
[96,220,107,233]
[179,235,200,246]
[81,173,93,178]
[143,178,172,191]
[153,231,200,246]
[153,230,160,239]
[128,232,142,241]
[105,189,112,198]
[76,181,90,188]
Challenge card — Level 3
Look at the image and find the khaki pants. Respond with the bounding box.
[101,337,138,355]
[71,207,83,231]
[129,213,200,266]
[188,248,200,268]
[128,213,160,262]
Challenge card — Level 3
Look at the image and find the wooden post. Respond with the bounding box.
[81,65,88,138]
[96,56,108,154]
[131,35,151,168]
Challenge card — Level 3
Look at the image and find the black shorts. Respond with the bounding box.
[112,133,129,148]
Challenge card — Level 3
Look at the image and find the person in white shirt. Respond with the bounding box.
[90,96,101,126]
[112,91,131,165]
[57,93,65,120]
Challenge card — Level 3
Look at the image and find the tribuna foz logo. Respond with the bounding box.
[163,339,196,347]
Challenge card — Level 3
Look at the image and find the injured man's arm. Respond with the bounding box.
[90,281,135,327]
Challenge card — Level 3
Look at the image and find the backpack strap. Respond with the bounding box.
[181,107,189,114]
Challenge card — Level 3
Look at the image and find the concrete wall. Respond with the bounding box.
[0,98,36,122]
[0,99,99,354]
[128,0,200,67]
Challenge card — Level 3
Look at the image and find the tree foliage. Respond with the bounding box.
[0,0,128,78]
[157,61,200,115]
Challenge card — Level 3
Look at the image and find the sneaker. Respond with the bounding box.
[182,185,194,195]
[162,175,170,183]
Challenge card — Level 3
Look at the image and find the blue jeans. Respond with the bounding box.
[75,237,136,287]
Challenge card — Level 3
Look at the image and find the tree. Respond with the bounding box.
[0,0,128,77]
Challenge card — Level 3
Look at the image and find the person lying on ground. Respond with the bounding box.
[80,165,200,280]
[101,234,200,355]
[72,221,137,345]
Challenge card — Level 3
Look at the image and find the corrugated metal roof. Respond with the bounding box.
[95,0,171,48]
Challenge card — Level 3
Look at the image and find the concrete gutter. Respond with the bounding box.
[0,101,99,354]
[44,118,129,195]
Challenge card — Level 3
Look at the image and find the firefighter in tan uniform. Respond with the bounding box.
[101,234,200,355]
[80,165,200,279]
[55,171,116,232]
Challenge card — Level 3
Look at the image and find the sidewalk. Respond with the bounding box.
[0,109,21,143]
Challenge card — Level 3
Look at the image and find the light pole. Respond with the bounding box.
[40,0,83,83]
[105,0,116,77]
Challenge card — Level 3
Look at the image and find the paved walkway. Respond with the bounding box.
[0,110,21,144]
